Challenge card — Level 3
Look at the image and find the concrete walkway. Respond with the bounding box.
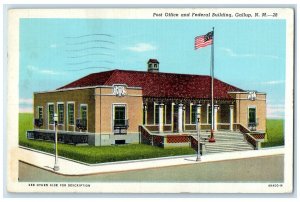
[17,146,285,176]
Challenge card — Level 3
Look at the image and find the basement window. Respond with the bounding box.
[115,140,126,145]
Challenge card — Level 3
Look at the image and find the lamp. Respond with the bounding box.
[53,113,59,171]
[196,111,201,161]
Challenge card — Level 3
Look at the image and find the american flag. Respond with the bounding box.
[194,31,213,49]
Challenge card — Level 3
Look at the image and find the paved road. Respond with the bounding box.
[19,154,284,182]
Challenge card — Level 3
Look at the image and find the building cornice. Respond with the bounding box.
[34,85,142,94]
[228,91,266,95]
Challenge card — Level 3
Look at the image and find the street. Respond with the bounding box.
[19,154,284,182]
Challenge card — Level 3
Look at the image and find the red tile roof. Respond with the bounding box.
[147,59,159,64]
[58,69,243,99]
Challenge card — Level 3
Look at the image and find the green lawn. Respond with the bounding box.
[19,113,195,164]
[19,114,284,163]
[262,119,284,148]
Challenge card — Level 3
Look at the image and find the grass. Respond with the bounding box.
[261,119,284,148]
[19,114,285,163]
[19,113,195,164]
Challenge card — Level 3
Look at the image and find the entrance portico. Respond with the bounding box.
[143,98,236,134]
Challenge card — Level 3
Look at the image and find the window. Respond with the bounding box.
[191,105,197,124]
[248,107,256,124]
[207,105,212,124]
[35,106,44,128]
[68,103,75,125]
[80,104,88,128]
[155,105,159,124]
[48,104,54,125]
[114,105,126,126]
[37,106,43,120]
[58,103,64,124]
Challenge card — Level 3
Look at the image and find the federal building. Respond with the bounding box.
[28,59,266,149]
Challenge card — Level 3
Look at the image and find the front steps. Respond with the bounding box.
[199,131,254,154]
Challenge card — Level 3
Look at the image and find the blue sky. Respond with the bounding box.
[19,18,286,118]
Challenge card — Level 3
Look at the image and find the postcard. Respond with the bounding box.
[6,8,294,193]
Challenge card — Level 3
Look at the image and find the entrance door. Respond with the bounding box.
[173,105,178,132]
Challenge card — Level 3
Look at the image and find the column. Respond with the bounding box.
[229,105,234,131]
[214,105,219,131]
[144,104,147,125]
[171,102,175,132]
[183,105,186,131]
[178,103,183,133]
[159,103,164,133]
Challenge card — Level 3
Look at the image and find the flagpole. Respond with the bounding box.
[209,27,216,143]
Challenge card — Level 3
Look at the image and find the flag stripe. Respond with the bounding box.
[194,36,212,49]
[194,31,213,49]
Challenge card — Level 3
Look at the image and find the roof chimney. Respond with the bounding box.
[147,59,159,73]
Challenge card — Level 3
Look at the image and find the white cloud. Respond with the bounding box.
[260,80,285,85]
[220,47,279,59]
[20,98,33,105]
[221,47,254,57]
[27,65,63,75]
[19,107,33,113]
[39,69,60,75]
[126,43,157,52]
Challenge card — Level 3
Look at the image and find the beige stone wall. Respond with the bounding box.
[34,87,266,135]
[95,87,143,134]
[34,86,143,136]
[33,88,96,132]
[232,93,267,131]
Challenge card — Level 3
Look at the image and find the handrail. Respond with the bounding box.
[189,135,206,154]
[236,123,251,133]
[243,133,257,149]
[139,125,165,147]
[140,125,201,149]
[234,123,263,149]
[140,124,152,135]
[139,125,165,136]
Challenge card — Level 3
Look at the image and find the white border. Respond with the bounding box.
[6,7,294,194]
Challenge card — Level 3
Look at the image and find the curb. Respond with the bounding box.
[18,145,196,166]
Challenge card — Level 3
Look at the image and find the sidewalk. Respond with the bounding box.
[17,146,285,176]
